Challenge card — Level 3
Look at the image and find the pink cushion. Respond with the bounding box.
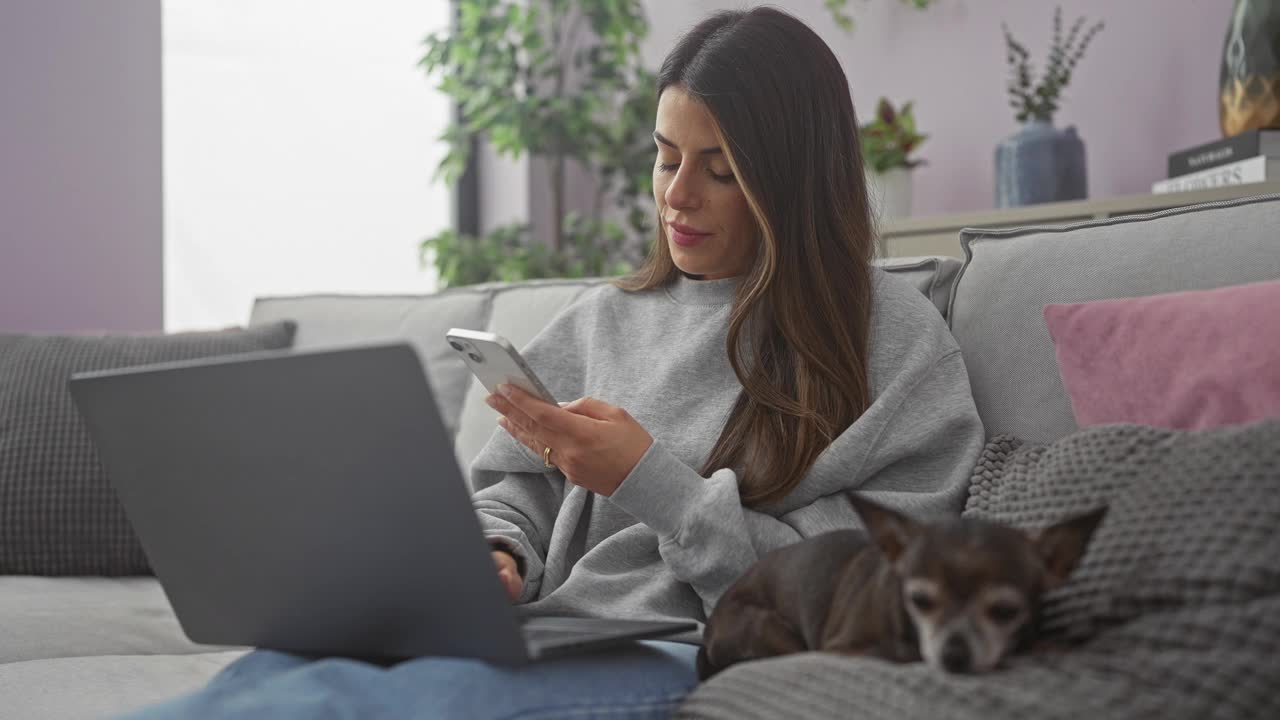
[1043,279,1280,431]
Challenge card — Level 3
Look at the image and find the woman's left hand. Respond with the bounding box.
[486,384,653,497]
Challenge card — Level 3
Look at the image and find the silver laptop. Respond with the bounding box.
[68,343,695,665]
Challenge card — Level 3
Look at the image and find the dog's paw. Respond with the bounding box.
[695,645,721,682]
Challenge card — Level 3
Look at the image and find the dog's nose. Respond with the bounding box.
[940,635,971,673]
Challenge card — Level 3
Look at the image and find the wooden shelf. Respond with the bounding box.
[878,181,1280,258]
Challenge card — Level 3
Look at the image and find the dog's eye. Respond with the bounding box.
[987,603,1022,624]
[908,592,936,613]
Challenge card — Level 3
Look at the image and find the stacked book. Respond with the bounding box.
[1152,129,1279,194]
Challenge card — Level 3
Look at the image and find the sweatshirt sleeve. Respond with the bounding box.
[467,287,595,603]
[607,349,985,615]
[471,460,565,604]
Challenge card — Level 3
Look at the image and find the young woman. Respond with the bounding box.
[125,7,983,718]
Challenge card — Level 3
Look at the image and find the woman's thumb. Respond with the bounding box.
[562,396,613,420]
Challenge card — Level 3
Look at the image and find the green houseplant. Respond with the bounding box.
[1003,6,1105,123]
[421,1,940,287]
[824,0,936,31]
[860,98,927,173]
[419,0,656,288]
[861,98,927,220]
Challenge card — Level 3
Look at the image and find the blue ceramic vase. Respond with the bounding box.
[994,121,1087,207]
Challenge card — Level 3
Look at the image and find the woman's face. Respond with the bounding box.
[653,87,756,280]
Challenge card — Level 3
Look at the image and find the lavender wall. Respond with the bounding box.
[0,0,162,333]
[639,0,1232,216]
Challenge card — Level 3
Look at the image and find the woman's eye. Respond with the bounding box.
[656,159,734,183]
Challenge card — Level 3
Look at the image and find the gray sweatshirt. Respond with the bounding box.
[471,269,985,624]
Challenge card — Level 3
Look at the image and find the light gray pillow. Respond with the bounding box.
[250,290,492,439]
[0,322,297,575]
[948,193,1280,444]
[874,255,961,319]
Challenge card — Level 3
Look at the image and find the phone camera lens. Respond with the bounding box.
[448,341,465,352]
[468,352,483,363]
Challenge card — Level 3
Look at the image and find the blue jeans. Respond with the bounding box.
[120,642,700,720]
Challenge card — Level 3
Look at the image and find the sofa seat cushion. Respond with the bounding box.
[0,576,244,719]
[0,651,243,720]
[0,576,240,663]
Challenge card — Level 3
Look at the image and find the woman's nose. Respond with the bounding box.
[665,168,700,210]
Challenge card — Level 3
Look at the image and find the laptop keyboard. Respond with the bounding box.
[517,616,699,651]
[522,625,610,646]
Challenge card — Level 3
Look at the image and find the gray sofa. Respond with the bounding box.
[2,193,1277,719]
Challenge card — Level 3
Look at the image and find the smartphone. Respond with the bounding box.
[445,328,558,405]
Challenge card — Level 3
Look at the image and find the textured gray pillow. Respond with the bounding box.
[678,420,1280,720]
[0,322,297,575]
[964,420,1280,641]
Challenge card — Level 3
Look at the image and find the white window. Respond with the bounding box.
[162,1,449,331]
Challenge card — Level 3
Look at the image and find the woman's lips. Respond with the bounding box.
[669,222,710,247]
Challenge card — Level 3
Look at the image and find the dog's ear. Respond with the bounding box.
[1030,507,1108,589]
[848,494,922,565]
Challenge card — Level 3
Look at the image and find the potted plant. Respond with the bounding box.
[996,6,1105,207]
[420,1,940,287]
[861,98,927,220]
[419,0,655,288]
[823,0,937,30]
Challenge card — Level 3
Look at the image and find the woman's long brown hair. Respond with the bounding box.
[614,7,876,508]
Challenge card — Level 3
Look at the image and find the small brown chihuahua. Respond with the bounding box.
[697,495,1106,679]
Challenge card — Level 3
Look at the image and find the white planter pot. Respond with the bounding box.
[866,168,914,221]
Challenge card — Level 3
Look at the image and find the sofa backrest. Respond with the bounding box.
[250,193,1280,465]
[875,256,961,317]
[948,192,1280,443]
[248,259,960,472]
[249,279,600,444]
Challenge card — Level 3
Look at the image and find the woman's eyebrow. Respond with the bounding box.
[653,131,723,155]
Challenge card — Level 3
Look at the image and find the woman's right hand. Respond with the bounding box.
[492,550,523,602]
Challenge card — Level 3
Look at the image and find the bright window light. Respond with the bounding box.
[162,1,449,331]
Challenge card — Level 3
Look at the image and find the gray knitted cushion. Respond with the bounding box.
[963,423,1280,642]
[678,420,1280,720]
[0,322,297,576]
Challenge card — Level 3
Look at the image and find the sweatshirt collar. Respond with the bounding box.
[665,273,742,306]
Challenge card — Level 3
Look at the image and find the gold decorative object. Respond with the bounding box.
[1220,0,1280,137]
